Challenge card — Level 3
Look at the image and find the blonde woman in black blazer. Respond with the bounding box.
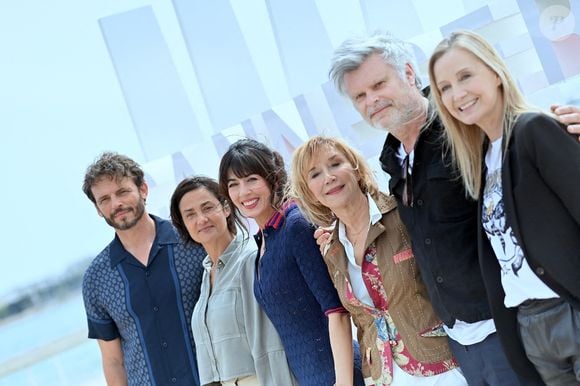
[428,30,580,385]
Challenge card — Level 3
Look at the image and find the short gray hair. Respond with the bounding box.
[329,32,421,95]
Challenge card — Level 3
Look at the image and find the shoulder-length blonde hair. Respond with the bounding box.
[289,136,379,226]
[428,30,534,199]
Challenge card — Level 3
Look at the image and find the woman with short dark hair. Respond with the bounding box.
[170,176,296,386]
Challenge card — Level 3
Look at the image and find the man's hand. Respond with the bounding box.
[314,226,334,255]
[551,104,580,140]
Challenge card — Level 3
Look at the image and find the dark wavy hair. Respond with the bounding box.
[218,138,288,213]
[170,176,245,244]
[82,152,145,204]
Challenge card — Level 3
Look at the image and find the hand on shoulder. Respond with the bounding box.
[551,104,580,140]
[314,226,334,255]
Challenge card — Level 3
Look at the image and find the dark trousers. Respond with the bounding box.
[448,332,536,386]
[518,298,580,386]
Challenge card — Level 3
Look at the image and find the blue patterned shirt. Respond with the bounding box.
[82,215,205,386]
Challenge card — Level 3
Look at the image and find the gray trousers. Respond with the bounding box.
[517,298,580,386]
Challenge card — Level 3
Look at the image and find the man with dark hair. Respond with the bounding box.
[82,152,205,386]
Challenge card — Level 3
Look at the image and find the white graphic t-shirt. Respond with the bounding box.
[482,138,558,307]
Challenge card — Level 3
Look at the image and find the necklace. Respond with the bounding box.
[211,260,224,273]
[347,220,369,237]
[347,224,369,248]
[348,225,367,236]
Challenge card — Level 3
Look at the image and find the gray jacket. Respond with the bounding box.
[192,232,298,385]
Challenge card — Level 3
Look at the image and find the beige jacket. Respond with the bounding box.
[324,193,454,380]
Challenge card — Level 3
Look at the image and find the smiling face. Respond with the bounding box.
[226,172,275,227]
[178,187,231,247]
[91,176,147,231]
[343,53,424,138]
[305,145,362,213]
[433,47,504,138]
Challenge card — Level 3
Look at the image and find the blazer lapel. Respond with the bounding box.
[326,228,349,274]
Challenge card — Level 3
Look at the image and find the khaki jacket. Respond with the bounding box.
[324,193,454,380]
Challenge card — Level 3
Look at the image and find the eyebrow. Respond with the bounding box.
[182,199,215,212]
[453,66,472,75]
[307,154,339,173]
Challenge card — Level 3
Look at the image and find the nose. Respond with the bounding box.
[324,172,336,184]
[366,90,379,107]
[196,213,209,225]
[239,180,252,196]
[452,85,467,101]
[110,195,123,209]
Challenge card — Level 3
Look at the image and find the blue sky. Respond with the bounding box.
[0,0,368,298]
[0,1,147,298]
[1,0,578,299]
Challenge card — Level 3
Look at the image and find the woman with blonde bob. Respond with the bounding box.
[428,30,580,385]
[290,136,466,386]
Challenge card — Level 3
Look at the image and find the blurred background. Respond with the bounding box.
[0,0,578,384]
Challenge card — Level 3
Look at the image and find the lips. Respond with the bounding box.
[326,185,344,195]
[241,198,259,209]
[458,98,477,112]
[369,102,392,120]
[113,208,132,218]
[198,225,214,233]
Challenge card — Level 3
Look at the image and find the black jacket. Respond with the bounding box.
[380,109,491,327]
[478,112,580,380]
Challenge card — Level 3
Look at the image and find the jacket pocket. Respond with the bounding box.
[206,289,242,341]
[393,248,413,264]
[419,321,447,338]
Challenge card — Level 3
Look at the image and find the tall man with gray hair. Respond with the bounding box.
[81,152,205,386]
[327,33,579,385]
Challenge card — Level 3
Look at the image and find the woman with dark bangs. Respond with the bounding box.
[218,138,364,386]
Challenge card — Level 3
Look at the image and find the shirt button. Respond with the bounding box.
[535,267,545,276]
[161,342,168,348]
[153,306,159,312]
[171,378,177,383]
[425,238,432,245]
[416,199,424,206]
[436,276,444,284]
[145,271,150,277]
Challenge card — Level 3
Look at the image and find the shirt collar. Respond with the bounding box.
[262,200,296,230]
[202,228,248,270]
[109,214,178,268]
[396,143,414,165]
